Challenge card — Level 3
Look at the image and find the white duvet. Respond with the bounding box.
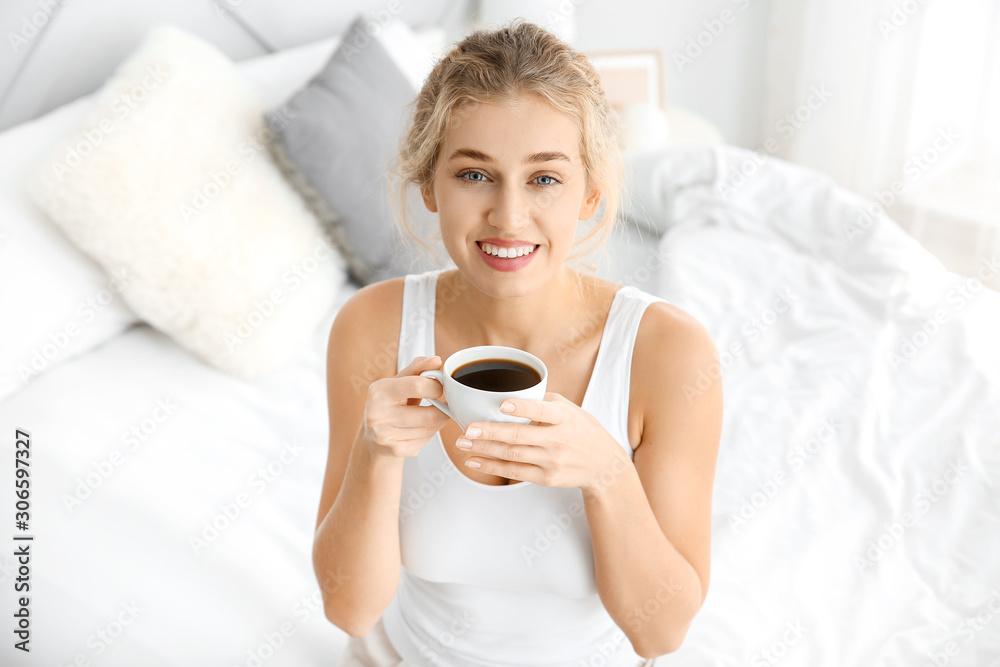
[643,145,1000,665]
[2,44,999,667]
[0,306,349,665]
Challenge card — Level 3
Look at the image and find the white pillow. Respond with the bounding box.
[0,33,351,405]
[0,96,140,404]
[619,145,722,236]
[26,24,346,380]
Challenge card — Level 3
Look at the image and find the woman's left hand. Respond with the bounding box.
[456,392,633,492]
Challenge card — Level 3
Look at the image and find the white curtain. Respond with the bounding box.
[761,0,1000,207]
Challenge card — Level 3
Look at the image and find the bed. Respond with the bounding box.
[2,11,999,667]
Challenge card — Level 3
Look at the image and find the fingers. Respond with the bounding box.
[397,356,445,399]
[397,355,442,377]
[371,373,444,405]
[497,396,563,425]
[457,437,543,466]
[363,356,453,458]
[368,356,444,405]
[394,404,451,429]
[464,420,546,446]
[404,375,445,401]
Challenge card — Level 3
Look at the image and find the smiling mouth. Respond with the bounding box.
[476,242,540,258]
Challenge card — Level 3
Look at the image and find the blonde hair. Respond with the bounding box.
[388,19,626,287]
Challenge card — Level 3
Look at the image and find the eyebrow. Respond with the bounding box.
[447,148,572,165]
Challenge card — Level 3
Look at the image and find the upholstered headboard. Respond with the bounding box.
[0,0,471,132]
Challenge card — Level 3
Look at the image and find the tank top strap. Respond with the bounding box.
[585,286,670,453]
[396,269,445,373]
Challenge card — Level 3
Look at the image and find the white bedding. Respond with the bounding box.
[2,31,1000,667]
[647,145,1000,665]
[2,33,360,667]
[0,302,350,665]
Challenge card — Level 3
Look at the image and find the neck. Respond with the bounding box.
[442,267,587,354]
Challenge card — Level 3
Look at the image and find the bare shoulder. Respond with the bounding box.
[327,277,407,388]
[631,300,722,437]
[331,278,405,336]
[635,300,718,359]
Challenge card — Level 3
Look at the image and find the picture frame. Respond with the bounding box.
[584,49,666,113]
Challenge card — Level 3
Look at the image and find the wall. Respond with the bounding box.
[574,0,772,148]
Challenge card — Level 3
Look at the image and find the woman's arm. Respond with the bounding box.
[584,303,722,656]
[312,284,404,637]
[312,281,449,637]
[314,427,406,637]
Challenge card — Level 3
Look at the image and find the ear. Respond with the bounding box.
[421,183,438,213]
[579,185,601,221]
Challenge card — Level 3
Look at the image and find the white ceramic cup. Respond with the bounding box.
[419,345,548,431]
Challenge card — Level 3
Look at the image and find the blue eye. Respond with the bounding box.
[459,170,488,182]
[456,170,562,187]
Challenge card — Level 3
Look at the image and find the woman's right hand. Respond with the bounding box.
[361,355,451,459]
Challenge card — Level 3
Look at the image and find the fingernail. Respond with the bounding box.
[500,401,514,413]
[465,426,482,438]
[456,438,472,450]
[465,459,481,469]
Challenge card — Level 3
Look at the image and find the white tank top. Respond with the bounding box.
[381,268,667,666]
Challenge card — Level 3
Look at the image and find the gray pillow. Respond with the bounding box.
[268,14,440,285]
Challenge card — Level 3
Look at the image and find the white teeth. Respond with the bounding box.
[480,243,536,258]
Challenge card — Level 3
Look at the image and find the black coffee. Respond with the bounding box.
[452,359,541,392]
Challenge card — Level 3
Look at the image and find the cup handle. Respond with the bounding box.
[419,370,454,421]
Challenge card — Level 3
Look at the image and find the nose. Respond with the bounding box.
[487,182,530,232]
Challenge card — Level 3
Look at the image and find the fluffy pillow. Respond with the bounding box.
[268,13,443,285]
[0,96,140,404]
[26,25,346,380]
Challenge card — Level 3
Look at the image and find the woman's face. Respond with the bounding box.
[421,94,601,299]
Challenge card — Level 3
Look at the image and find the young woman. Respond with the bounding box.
[314,20,722,666]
